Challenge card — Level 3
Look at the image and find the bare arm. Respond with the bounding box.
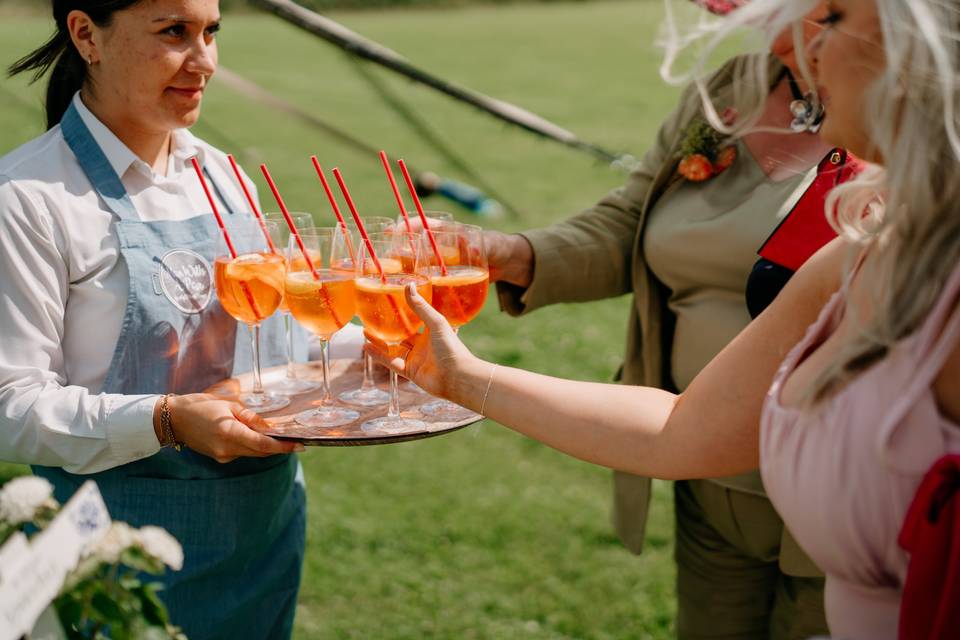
[371,238,850,479]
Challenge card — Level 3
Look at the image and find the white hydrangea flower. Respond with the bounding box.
[0,476,54,525]
[89,522,138,565]
[136,526,183,571]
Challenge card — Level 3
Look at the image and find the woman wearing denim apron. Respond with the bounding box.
[0,2,306,638]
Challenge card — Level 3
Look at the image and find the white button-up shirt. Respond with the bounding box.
[0,94,265,474]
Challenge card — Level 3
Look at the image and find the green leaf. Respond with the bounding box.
[91,590,125,622]
[120,547,165,574]
[135,582,172,626]
[678,117,726,161]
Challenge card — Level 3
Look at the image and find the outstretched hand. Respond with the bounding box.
[365,283,477,399]
[483,230,533,286]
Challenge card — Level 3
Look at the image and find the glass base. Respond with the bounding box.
[295,406,360,428]
[266,376,323,396]
[402,380,427,395]
[361,416,427,435]
[420,399,475,422]
[239,391,290,414]
[339,386,390,407]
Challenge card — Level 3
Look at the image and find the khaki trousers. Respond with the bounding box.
[674,480,828,640]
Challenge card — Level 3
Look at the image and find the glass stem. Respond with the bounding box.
[250,324,264,396]
[388,370,400,418]
[284,313,297,380]
[361,350,375,390]
[320,338,331,406]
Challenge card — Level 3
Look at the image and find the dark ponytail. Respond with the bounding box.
[7,1,143,130]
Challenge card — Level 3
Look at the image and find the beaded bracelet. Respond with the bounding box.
[159,394,184,452]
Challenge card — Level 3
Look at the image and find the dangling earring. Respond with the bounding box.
[785,69,825,134]
[87,55,95,66]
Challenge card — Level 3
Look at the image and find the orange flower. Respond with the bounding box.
[679,154,714,182]
[713,146,737,174]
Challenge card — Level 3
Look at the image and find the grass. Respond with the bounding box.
[0,2,740,637]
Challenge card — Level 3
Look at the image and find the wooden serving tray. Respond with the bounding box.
[207,359,483,446]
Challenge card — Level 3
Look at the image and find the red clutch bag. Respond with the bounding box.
[757,148,863,272]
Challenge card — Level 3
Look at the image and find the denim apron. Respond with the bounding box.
[33,103,306,640]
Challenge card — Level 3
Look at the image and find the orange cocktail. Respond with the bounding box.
[262,211,320,396]
[398,243,459,272]
[418,223,488,420]
[353,230,433,435]
[213,226,290,414]
[284,270,356,339]
[214,252,285,324]
[355,274,432,344]
[427,266,489,328]
[286,227,360,427]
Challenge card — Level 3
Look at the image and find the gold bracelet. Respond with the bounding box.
[479,364,498,417]
[160,394,183,452]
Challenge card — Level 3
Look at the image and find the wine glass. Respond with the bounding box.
[338,216,398,407]
[214,227,290,413]
[395,209,452,233]
[262,211,321,395]
[396,211,453,395]
[284,227,360,427]
[354,232,432,434]
[419,223,489,420]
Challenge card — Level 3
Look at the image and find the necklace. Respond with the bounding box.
[784,69,825,134]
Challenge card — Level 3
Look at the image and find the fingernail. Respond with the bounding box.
[294,444,306,452]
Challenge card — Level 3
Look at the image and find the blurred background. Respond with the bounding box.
[0,0,739,637]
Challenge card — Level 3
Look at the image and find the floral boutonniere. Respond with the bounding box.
[677,108,738,182]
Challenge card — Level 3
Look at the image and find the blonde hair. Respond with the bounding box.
[662,0,960,401]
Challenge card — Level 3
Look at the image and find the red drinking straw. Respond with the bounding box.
[398,159,448,277]
[227,155,277,254]
[310,156,357,264]
[259,164,319,282]
[191,157,263,321]
[332,167,387,284]
[379,151,421,262]
[193,158,237,257]
[335,167,417,335]
[379,150,414,234]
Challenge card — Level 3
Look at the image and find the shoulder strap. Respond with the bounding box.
[877,260,960,462]
[60,102,138,222]
[911,260,960,381]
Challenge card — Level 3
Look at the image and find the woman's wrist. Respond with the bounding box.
[152,396,164,444]
[447,356,498,414]
[153,394,184,451]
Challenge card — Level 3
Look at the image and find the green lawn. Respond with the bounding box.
[0,2,738,637]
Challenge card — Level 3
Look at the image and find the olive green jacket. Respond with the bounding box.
[496,55,819,576]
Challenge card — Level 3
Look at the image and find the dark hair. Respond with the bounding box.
[7,1,142,130]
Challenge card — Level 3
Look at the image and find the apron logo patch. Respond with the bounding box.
[157,249,213,314]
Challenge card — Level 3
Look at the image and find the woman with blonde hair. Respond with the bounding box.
[371,0,960,635]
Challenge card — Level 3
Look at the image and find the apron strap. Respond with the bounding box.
[61,101,138,222]
[62,101,237,222]
[205,166,238,216]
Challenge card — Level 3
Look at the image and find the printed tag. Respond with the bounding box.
[0,481,111,640]
[157,248,214,314]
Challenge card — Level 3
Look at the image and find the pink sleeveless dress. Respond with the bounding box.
[760,262,960,639]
